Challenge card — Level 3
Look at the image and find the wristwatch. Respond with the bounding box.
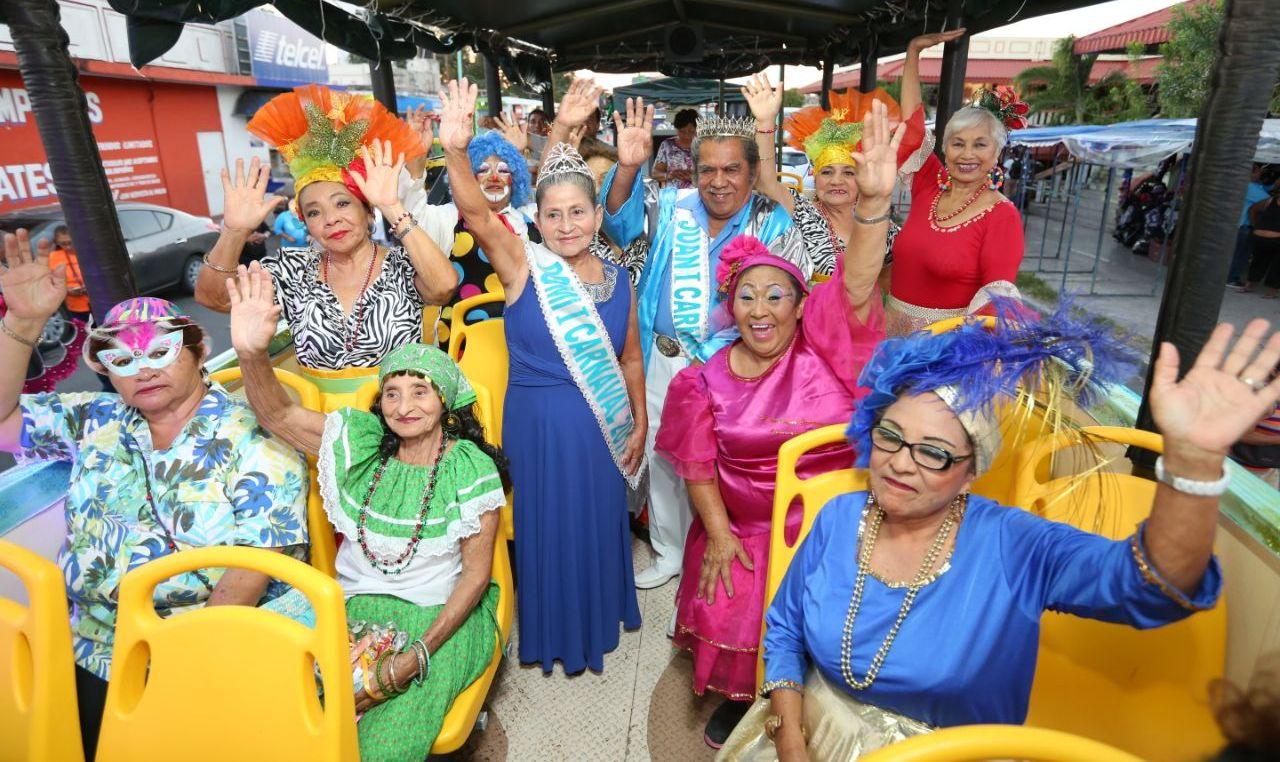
[1154,455,1230,497]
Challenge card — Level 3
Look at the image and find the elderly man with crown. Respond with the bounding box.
[588,98,813,591]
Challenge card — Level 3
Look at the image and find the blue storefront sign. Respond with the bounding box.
[246,10,329,88]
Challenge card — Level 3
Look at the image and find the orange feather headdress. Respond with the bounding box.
[785,88,922,172]
[247,85,425,203]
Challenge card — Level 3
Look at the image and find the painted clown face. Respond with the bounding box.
[477,154,513,209]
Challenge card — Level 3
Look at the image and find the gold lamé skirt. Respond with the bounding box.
[717,668,932,761]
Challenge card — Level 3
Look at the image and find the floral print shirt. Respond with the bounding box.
[18,384,309,679]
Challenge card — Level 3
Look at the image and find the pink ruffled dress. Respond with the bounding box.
[655,261,885,700]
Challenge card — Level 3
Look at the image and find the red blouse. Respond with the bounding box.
[890,153,1025,309]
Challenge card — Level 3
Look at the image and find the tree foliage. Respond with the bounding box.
[1156,0,1280,117]
[1015,36,1152,125]
[783,88,805,108]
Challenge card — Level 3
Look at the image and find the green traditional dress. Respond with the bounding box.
[317,406,505,761]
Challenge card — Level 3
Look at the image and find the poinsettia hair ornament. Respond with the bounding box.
[715,235,810,298]
[971,86,1031,131]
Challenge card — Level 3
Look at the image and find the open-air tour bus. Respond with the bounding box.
[2,0,1279,759]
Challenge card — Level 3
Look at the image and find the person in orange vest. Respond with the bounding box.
[48,225,91,322]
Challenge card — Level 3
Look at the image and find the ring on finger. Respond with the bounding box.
[1241,376,1267,391]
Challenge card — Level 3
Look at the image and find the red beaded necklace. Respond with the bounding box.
[355,434,449,575]
[931,183,989,226]
[322,242,380,352]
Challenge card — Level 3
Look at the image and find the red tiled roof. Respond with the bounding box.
[1073,0,1208,54]
[800,55,1160,94]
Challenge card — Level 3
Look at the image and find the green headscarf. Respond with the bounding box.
[377,343,477,410]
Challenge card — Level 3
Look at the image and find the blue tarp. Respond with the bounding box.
[1009,118,1280,168]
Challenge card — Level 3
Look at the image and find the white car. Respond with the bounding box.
[779,148,815,193]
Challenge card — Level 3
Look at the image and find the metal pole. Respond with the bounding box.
[484,53,503,118]
[541,63,556,119]
[777,64,786,175]
[718,78,726,114]
[368,58,397,114]
[820,53,835,110]
[1132,0,1280,458]
[7,0,136,316]
[934,0,969,156]
[859,38,878,93]
[1088,167,1115,295]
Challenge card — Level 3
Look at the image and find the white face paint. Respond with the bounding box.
[482,188,510,203]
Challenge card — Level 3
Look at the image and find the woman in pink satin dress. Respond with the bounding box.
[657,104,902,747]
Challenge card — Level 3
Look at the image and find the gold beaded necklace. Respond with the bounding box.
[839,491,967,691]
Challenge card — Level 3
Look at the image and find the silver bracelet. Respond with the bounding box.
[201,252,237,274]
[1154,455,1230,497]
[0,317,39,349]
[853,208,892,225]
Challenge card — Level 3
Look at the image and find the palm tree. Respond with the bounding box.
[1015,36,1096,124]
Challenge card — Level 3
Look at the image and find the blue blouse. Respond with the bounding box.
[762,492,1222,727]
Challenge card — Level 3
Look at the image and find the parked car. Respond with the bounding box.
[779,148,815,193]
[0,202,220,294]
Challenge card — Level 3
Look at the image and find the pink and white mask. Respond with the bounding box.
[94,328,187,377]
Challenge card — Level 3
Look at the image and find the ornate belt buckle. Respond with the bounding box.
[655,334,682,358]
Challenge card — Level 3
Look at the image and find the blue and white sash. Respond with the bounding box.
[525,242,645,488]
[669,204,712,356]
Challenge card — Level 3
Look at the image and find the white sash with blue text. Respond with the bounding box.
[669,204,712,357]
[525,242,644,488]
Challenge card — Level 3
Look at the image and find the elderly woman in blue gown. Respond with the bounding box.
[721,122,1280,758]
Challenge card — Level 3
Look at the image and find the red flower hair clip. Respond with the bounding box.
[973,86,1030,131]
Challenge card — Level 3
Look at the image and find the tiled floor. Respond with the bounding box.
[473,538,685,761]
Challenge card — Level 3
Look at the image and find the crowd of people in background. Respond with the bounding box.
[3,28,1280,762]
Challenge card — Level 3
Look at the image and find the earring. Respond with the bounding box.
[445,413,461,432]
[936,166,952,192]
[987,165,1005,191]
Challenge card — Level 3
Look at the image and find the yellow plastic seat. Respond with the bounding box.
[1011,425,1226,760]
[448,317,509,441]
[757,424,868,688]
[0,540,83,762]
[778,170,803,189]
[860,724,1143,762]
[356,378,514,753]
[96,546,357,762]
[447,289,506,359]
[210,367,337,577]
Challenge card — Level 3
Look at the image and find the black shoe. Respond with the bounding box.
[704,698,751,749]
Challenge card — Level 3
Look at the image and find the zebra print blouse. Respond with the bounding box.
[788,188,898,273]
[261,246,425,370]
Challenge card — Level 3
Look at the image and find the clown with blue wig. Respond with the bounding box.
[398,128,540,346]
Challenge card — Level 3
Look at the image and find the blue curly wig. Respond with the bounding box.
[847,299,1138,468]
[468,131,532,208]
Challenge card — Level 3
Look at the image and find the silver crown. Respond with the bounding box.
[695,115,756,141]
[537,142,594,186]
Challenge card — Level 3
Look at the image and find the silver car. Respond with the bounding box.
[0,202,221,294]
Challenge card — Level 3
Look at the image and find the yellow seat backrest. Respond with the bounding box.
[0,540,83,762]
[353,378,515,752]
[758,424,868,688]
[209,367,337,577]
[448,317,509,442]
[447,290,507,358]
[1011,425,1226,760]
[778,171,803,190]
[859,723,1143,762]
[96,547,356,762]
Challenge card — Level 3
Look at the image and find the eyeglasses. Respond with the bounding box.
[870,426,972,472]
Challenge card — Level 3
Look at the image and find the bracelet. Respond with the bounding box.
[853,209,892,225]
[1154,455,1229,496]
[372,652,394,698]
[757,127,777,135]
[0,318,40,349]
[390,209,414,234]
[201,252,237,274]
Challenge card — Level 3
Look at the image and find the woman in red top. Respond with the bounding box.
[886,37,1028,335]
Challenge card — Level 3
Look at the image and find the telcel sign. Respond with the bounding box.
[247,10,329,88]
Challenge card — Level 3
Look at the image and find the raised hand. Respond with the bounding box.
[0,229,66,322]
[221,157,284,233]
[496,112,529,153]
[849,99,907,201]
[1150,319,1280,457]
[351,138,406,212]
[556,78,605,128]
[226,261,283,357]
[908,28,966,56]
[406,104,437,146]
[612,97,655,169]
[566,125,585,151]
[438,79,478,154]
[741,73,783,123]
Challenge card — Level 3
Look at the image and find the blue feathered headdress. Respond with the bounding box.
[467,131,532,208]
[848,299,1138,473]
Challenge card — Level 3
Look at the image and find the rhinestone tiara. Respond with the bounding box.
[695,115,756,141]
[537,142,593,186]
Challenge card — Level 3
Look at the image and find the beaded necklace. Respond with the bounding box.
[322,242,380,352]
[930,184,988,227]
[817,199,854,259]
[839,491,966,691]
[355,434,449,575]
[133,437,215,592]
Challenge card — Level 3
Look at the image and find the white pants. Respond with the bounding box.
[644,341,694,574]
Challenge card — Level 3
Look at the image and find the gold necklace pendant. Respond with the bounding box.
[839,492,967,692]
